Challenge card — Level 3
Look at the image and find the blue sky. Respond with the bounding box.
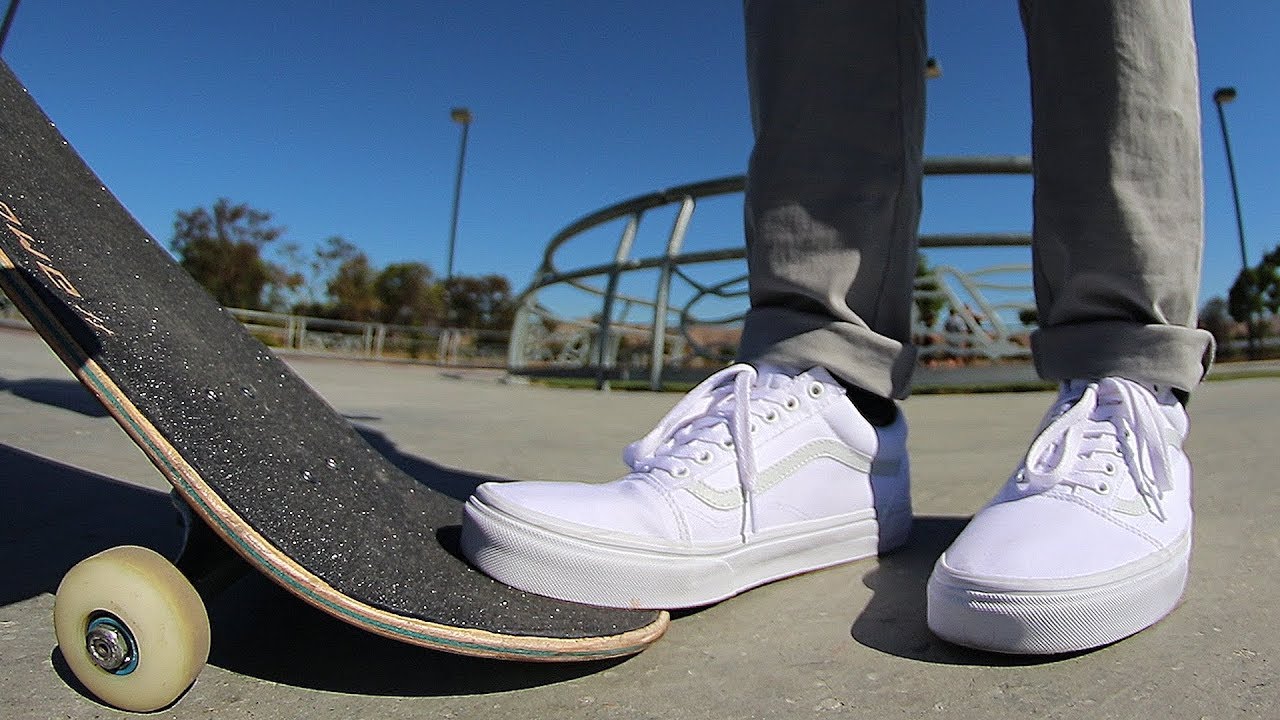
[3,1,1277,318]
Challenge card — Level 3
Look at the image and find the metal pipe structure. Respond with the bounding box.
[506,156,1037,386]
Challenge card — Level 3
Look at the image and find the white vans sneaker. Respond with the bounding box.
[461,363,912,609]
[927,377,1193,654]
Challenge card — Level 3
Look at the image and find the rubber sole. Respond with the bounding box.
[462,496,912,610]
[926,535,1191,654]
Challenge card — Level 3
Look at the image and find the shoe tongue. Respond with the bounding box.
[1057,377,1186,437]
[749,363,808,390]
[1061,378,1093,401]
[1064,377,1178,406]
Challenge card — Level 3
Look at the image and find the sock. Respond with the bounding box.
[836,379,898,427]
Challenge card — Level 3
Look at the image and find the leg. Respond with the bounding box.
[459,1,920,608]
[739,0,926,400]
[928,0,1207,654]
[1024,0,1213,390]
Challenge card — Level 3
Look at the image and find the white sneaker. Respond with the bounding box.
[461,363,912,609]
[927,377,1193,654]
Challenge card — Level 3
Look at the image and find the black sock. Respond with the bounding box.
[836,379,898,427]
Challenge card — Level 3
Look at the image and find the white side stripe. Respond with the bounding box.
[685,438,898,510]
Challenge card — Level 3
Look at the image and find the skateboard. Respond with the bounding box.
[0,61,667,712]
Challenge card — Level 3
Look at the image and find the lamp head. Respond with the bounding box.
[1213,87,1238,105]
[451,107,473,124]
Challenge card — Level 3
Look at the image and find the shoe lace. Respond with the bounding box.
[623,363,804,537]
[1020,377,1174,521]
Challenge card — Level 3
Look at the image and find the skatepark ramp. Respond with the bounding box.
[506,156,1036,390]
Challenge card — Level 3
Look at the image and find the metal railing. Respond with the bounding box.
[0,291,509,366]
[227,308,509,366]
[508,156,1036,389]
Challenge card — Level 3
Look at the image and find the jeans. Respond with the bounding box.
[737,0,1215,398]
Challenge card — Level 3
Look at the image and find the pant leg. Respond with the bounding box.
[1021,0,1215,393]
[738,0,926,399]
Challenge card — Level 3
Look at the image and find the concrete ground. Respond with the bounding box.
[1,325,1276,719]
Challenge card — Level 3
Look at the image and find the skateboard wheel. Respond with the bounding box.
[53,545,211,712]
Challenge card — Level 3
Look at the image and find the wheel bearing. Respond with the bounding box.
[85,614,139,675]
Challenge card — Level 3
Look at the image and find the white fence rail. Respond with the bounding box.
[0,294,508,367]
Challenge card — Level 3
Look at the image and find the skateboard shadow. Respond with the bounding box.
[850,515,1078,667]
[0,375,111,418]
[0,444,180,607]
[203,571,635,696]
[202,423,651,695]
[6,444,630,700]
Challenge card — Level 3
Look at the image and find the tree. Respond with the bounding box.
[1228,268,1263,357]
[914,254,945,328]
[1198,296,1234,350]
[327,252,381,321]
[375,262,445,326]
[170,199,294,310]
[1228,247,1280,358]
[1261,246,1280,316]
[444,274,516,330]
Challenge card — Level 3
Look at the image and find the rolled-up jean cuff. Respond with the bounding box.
[738,307,918,399]
[1032,320,1215,392]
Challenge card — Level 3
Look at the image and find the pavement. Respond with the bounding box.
[1,325,1277,719]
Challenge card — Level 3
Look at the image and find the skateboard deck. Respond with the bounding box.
[0,60,666,685]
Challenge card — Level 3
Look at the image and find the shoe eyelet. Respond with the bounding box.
[749,422,758,434]
[808,382,824,398]
[784,396,800,411]
[1096,482,1110,494]
[1104,462,1116,475]
[720,438,734,450]
[763,409,780,423]
[696,451,714,465]
[672,467,690,478]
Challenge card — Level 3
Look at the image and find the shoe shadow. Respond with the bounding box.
[354,424,497,503]
[851,515,1080,667]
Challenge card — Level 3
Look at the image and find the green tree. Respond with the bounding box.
[170,199,294,310]
[1198,296,1234,350]
[1228,247,1280,357]
[375,262,445,326]
[444,274,516,330]
[1261,246,1280,316]
[914,254,945,328]
[327,252,381,321]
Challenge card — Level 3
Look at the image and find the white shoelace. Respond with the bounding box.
[623,364,813,539]
[1020,377,1175,521]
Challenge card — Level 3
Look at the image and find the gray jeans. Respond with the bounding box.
[737,0,1215,398]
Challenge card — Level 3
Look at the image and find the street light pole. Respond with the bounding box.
[445,107,472,282]
[1212,87,1255,356]
[1212,87,1247,271]
[0,0,23,55]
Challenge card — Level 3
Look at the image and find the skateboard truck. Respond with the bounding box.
[171,492,252,601]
